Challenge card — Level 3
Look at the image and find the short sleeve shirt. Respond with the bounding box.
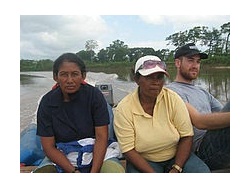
[114,87,193,162]
[167,81,223,151]
[36,84,109,143]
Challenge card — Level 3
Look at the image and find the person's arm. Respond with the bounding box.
[185,103,230,130]
[169,136,193,173]
[90,125,108,173]
[123,149,155,173]
[114,107,155,173]
[41,136,76,173]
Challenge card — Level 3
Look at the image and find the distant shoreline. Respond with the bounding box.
[213,66,230,69]
[20,73,46,78]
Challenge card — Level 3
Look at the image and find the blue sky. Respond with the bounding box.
[20,15,230,60]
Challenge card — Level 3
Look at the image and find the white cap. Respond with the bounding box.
[134,55,169,77]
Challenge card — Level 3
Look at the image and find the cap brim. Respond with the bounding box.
[186,51,208,59]
[199,52,208,59]
[138,66,170,77]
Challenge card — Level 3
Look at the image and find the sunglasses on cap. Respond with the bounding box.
[138,60,167,71]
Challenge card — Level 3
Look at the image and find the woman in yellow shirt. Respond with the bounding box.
[114,55,210,173]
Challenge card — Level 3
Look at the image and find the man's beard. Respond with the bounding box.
[179,68,199,81]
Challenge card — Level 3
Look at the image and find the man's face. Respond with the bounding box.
[177,55,201,81]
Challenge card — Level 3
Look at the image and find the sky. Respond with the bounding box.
[20,15,230,60]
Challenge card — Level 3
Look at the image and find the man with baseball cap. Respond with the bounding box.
[114,55,210,173]
[167,43,230,171]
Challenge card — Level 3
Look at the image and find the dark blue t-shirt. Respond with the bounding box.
[36,84,110,143]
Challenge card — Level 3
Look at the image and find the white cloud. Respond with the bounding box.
[20,15,109,60]
[20,15,230,60]
[139,15,168,25]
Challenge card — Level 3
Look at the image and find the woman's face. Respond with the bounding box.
[54,61,86,95]
[136,72,165,99]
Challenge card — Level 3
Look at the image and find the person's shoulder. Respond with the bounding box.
[80,83,100,93]
[195,84,209,92]
[167,81,182,91]
[162,87,183,99]
[42,88,59,99]
[160,88,187,109]
[38,88,61,107]
[118,93,133,105]
[163,87,176,93]
[167,81,182,86]
[116,90,136,108]
[81,83,94,89]
[167,81,192,88]
[80,84,108,105]
[115,92,136,117]
[168,81,201,92]
[165,83,182,94]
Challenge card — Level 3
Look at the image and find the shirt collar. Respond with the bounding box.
[131,87,164,116]
[50,85,83,106]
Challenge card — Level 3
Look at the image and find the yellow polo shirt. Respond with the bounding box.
[114,87,193,162]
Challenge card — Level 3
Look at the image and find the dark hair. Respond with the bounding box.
[53,53,86,76]
[130,67,141,81]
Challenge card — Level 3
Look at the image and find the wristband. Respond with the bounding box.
[172,164,183,173]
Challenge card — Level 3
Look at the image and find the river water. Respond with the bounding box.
[20,70,230,132]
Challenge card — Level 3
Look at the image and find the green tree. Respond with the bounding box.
[220,22,230,54]
[128,48,143,62]
[76,50,91,62]
[166,31,189,47]
[201,27,222,56]
[97,48,109,63]
[106,40,129,62]
[165,22,230,57]
[187,26,203,43]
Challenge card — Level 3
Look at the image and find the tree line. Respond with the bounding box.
[20,22,230,71]
[78,22,229,63]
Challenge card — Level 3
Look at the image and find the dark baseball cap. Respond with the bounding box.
[174,43,208,59]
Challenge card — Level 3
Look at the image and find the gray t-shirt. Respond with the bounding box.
[167,81,223,151]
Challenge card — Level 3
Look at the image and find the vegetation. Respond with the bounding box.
[20,59,53,71]
[20,22,230,73]
[166,22,230,57]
